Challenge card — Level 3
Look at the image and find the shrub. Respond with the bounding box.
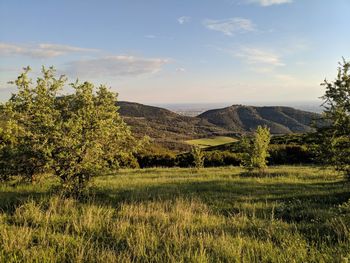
[137,153,176,168]
[268,144,314,165]
[241,126,271,171]
[191,146,204,169]
[204,151,241,167]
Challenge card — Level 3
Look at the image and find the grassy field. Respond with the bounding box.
[0,166,350,262]
[185,136,237,148]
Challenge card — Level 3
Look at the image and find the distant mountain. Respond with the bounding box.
[117,101,232,151]
[198,105,321,134]
[117,102,322,151]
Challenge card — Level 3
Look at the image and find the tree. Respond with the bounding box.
[317,59,350,177]
[0,66,58,182]
[241,126,271,171]
[191,146,204,169]
[0,67,141,195]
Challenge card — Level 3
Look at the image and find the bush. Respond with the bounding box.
[241,126,271,171]
[191,146,204,169]
[268,144,314,165]
[204,151,241,167]
[135,145,316,168]
[137,153,176,168]
[137,150,242,168]
[176,153,194,168]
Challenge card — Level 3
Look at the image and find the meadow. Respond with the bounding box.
[0,166,350,262]
[185,136,237,148]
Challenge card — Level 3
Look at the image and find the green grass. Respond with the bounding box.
[185,136,237,148]
[0,166,350,262]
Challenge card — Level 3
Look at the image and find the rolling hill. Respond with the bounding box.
[117,102,322,151]
[117,101,232,151]
[198,105,321,134]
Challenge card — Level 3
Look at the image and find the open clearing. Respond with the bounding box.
[185,136,237,148]
[0,166,350,262]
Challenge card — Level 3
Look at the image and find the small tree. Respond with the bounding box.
[241,126,271,171]
[0,66,59,182]
[317,59,350,177]
[0,67,141,195]
[191,146,204,169]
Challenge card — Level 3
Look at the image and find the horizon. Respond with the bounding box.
[121,99,324,114]
[1,0,349,104]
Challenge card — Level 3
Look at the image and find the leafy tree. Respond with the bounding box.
[0,67,141,195]
[317,59,350,177]
[191,146,204,169]
[241,126,271,171]
[0,66,57,182]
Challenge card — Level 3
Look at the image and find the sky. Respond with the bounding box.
[1,0,350,104]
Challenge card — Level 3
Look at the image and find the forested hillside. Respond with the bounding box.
[198,105,321,133]
[117,102,322,150]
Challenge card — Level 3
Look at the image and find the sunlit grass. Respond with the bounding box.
[0,166,349,262]
[185,136,237,148]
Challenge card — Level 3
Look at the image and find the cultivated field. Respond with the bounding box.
[0,166,349,262]
[185,136,237,148]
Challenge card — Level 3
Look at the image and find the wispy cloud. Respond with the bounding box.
[231,47,303,85]
[0,42,98,58]
[215,45,285,73]
[176,67,186,73]
[247,0,293,6]
[235,47,284,66]
[64,55,169,78]
[177,16,191,25]
[203,18,255,36]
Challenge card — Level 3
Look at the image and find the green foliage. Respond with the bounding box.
[270,133,317,145]
[137,153,177,168]
[136,140,316,168]
[317,59,350,177]
[138,150,241,168]
[268,144,315,165]
[191,146,204,169]
[136,141,176,168]
[203,150,241,167]
[0,66,61,182]
[0,67,140,195]
[160,133,317,168]
[241,126,271,171]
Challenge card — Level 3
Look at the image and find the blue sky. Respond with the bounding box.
[1,0,349,104]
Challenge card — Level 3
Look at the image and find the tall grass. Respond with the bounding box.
[0,166,349,262]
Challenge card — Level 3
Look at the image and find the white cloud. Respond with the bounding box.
[0,42,98,58]
[64,55,169,78]
[248,0,292,6]
[214,46,285,73]
[176,67,186,72]
[203,18,255,36]
[177,16,191,25]
[234,47,285,66]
